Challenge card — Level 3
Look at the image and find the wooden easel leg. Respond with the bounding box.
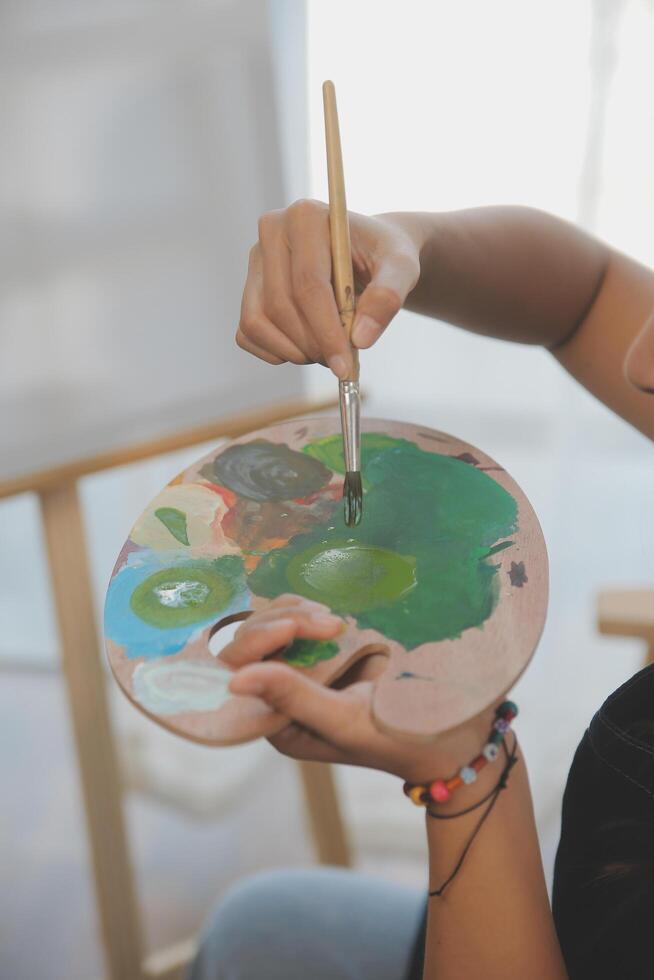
[297,761,351,867]
[40,482,144,980]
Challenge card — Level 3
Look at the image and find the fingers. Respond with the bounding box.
[286,201,353,378]
[351,251,420,349]
[238,201,421,371]
[267,722,347,764]
[258,216,325,365]
[237,201,352,379]
[228,661,362,747]
[218,598,343,668]
[238,246,310,365]
[235,328,285,365]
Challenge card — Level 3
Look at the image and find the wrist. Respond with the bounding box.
[375,210,431,259]
[403,701,518,811]
[401,704,497,785]
[424,737,519,821]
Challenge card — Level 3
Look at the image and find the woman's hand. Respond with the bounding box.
[220,594,497,788]
[236,201,421,379]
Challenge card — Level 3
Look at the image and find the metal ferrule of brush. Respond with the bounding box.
[339,379,361,472]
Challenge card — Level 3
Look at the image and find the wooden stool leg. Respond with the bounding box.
[297,761,351,867]
[40,482,144,980]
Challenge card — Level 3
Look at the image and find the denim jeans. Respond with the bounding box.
[188,866,426,980]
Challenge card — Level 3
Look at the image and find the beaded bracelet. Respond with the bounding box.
[403,700,519,808]
[428,735,518,897]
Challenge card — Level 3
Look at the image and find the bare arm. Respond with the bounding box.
[551,250,654,438]
[240,202,654,438]
[395,206,609,348]
[386,206,654,440]
[422,752,567,980]
[221,599,569,980]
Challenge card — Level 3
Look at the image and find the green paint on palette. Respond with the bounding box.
[249,434,518,649]
[303,432,401,490]
[155,506,190,545]
[282,638,340,667]
[286,543,416,614]
[130,556,244,628]
[481,540,514,560]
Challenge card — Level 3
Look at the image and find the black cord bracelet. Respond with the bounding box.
[427,735,519,897]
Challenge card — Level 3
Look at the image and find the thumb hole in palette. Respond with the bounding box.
[331,644,391,689]
[208,611,251,657]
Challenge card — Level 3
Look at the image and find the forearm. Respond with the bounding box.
[381,206,609,348]
[423,748,568,980]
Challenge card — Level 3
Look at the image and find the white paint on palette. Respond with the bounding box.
[132,659,233,715]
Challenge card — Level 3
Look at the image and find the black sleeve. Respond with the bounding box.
[553,665,654,980]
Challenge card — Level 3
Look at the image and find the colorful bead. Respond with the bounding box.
[429,779,451,803]
[483,742,500,762]
[403,700,518,809]
[408,785,426,806]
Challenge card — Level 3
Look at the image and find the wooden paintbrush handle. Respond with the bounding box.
[323,80,359,382]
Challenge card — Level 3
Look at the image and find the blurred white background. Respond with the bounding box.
[1,1,653,978]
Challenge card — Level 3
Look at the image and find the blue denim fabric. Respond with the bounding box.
[188,866,425,980]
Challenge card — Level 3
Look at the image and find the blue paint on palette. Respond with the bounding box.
[104,547,250,659]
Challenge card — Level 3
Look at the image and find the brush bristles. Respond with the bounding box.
[343,471,362,527]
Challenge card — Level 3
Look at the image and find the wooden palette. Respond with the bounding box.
[104,417,548,745]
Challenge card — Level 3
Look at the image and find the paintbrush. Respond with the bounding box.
[322,80,362,527]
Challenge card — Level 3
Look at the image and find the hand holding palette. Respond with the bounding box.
[104,418,548,745]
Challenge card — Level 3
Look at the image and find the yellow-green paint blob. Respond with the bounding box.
[130,560,238,628]
[286,543,416,614]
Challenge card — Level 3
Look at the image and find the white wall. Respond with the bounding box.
[0,0,306,482]
[0,0,308,661]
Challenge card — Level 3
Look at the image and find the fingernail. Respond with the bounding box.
[254,618,295,632]
[327,355,348,379]
[310,612,343,627]
[352,314,381,348]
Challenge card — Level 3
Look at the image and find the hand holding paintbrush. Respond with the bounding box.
[322,80,362,526]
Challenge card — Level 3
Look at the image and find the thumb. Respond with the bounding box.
[228,662,360,746]
[351,252,419,349]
